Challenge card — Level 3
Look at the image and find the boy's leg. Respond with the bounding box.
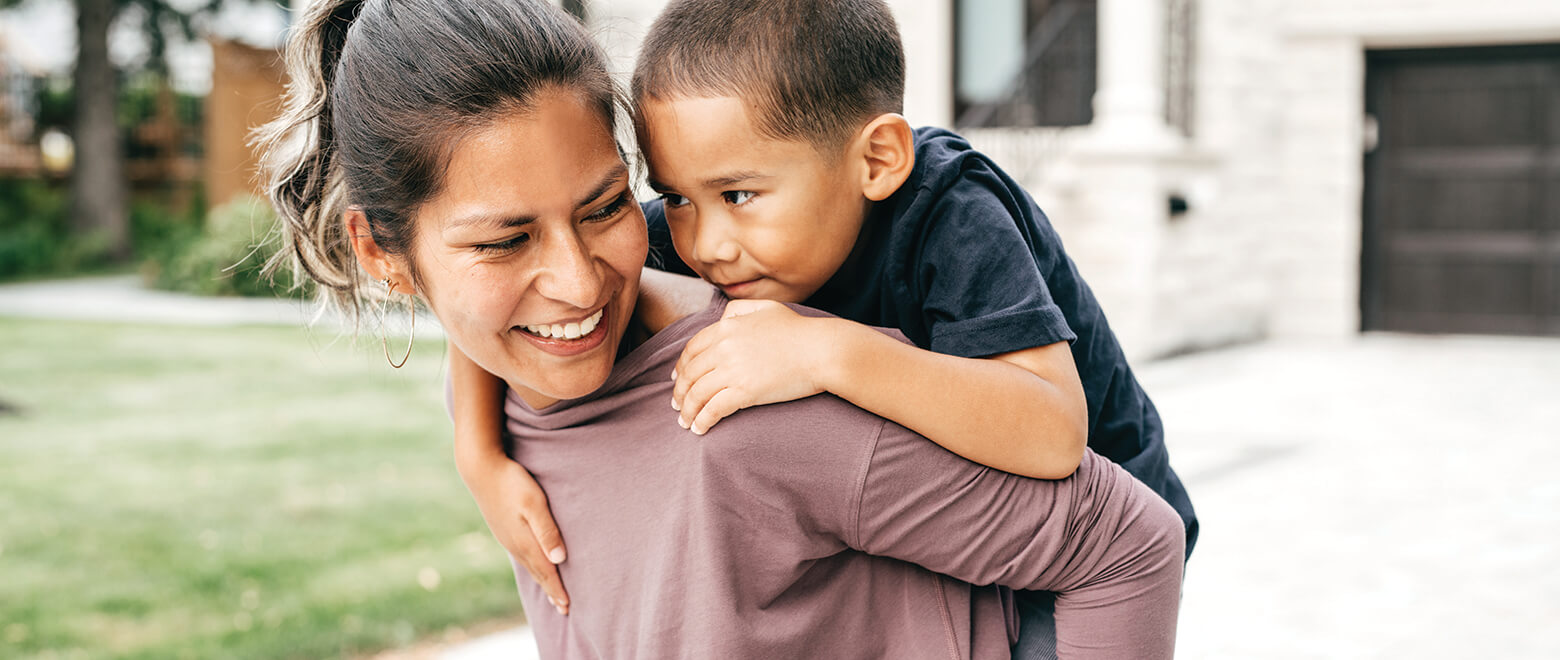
[1012,591,1058,660]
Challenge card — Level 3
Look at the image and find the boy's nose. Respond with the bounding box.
[692,215,742,265]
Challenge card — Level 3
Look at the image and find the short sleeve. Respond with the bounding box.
[914,165,1075,358]
[852,426,1172,594]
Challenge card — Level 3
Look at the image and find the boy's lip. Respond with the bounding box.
[715,277,763,297]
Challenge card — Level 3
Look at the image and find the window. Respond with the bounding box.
[954,0,1097,128]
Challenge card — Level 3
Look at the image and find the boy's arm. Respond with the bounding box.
[823,317,1087,478]
[672,300,1088,479]
[448,342,571,615]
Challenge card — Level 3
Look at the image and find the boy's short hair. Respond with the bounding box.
[632,0,905,153]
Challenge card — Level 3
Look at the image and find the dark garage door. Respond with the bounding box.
[1363,44,1560,336]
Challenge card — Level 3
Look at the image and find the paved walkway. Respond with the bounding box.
[6,277,1556,659]
[0,275,437,335]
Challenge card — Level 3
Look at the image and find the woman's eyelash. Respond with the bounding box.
[584,194,629,222]
[471,193,625,254]
[474,234,530,253]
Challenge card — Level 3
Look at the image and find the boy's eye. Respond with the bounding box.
[660,193,689,208]
[722,191,755,206]
[474,233,530,254]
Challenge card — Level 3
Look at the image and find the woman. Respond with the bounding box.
[257,1,1184,658]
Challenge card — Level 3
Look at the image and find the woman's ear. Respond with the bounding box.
[344,208,413,292]
[855,114,915,202]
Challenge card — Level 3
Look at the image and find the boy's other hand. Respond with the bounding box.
[671,299,829,435]
[466,458,571,615]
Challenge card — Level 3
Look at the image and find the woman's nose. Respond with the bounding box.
[533,230,605,309]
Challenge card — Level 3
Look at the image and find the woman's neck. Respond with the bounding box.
[635,268,718,334]
[620,304,655,359]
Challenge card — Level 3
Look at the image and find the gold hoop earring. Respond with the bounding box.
[380,279,415,369]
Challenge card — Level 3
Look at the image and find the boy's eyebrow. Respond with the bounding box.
[446,165,627,229]
[643,170,769,195]
[702,170,770,188]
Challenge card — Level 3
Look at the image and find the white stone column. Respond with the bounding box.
[1068,0,1185,358]
[1090,0,1180,149]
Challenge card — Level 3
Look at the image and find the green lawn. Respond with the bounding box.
[0,318,524,659]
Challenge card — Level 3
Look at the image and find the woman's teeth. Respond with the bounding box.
[522,309,603,340]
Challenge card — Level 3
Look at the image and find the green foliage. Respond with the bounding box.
[32,79,73,134]
[0,179,104,278]
[145,195,306,298]
[0,179,215,282]
[131,186,204,255]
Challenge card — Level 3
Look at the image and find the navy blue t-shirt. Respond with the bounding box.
[645,127,1197,555]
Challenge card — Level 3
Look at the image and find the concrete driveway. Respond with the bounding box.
[1150,334,1560,659]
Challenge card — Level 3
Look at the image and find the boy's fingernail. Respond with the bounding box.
[670,397,681,412]
[556,604,566,616]
[670,369,677,381]
[691,424,705,436]
[547,547,566,564]
[677,416,689,429]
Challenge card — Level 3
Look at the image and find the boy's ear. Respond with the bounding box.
[343,208,414,293]
[855,113,915,202]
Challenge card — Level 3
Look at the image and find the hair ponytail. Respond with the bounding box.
[255,0,369,323]
[255,0,621,326]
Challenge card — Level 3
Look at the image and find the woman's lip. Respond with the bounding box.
[527,308,604,326]
[515,306,611,357]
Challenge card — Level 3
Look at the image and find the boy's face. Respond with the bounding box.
[639,95,869,303]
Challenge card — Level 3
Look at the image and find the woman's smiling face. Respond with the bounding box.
[410,87,647,408]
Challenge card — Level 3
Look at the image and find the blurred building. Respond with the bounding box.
[0,1,289,203]
[583,0,1560,357]
[204,37,286,207]
[0,32,42,176]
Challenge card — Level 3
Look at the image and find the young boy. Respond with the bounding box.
[450,0,1196,653]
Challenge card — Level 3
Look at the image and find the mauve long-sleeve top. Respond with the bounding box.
[502,299,1183,659]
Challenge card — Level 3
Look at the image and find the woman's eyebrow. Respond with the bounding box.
[576,164,629,209]
[446,211,535,230]
[446,164,630,230]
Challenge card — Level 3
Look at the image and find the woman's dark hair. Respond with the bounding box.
[255,0,622,322]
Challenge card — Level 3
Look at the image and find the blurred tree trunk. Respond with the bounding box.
[71,0,131,260]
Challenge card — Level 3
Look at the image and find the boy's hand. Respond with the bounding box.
[463,456,571,615]
[671,299,831,434]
